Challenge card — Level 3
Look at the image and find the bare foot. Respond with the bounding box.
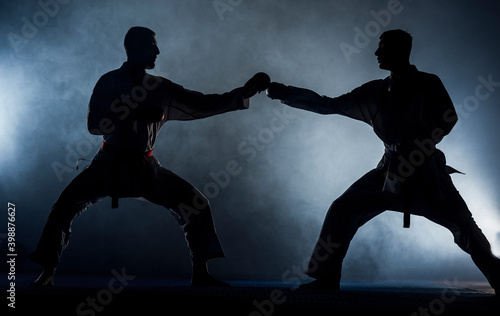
[191,257,230,287]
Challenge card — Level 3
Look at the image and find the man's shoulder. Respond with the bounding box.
[95,65,173,91]
[358,78,386,92]
[92,67,124,90]
[98,67,126,82]
[144,72,171,85]
[412,67,443,85]
[365,78,386,86]
[417,70,440,80]
[414,70,447,93]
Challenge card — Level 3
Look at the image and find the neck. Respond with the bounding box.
[125,60,146,74]
[390,63,411,79]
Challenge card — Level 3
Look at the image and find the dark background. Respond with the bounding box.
[1,0,499,282]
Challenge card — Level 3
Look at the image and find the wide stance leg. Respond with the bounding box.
[305,170,404,284]
[416,188,500,292]
[29,165,107,286]
[143,159,225,260]
[142,158,228,286]
[304,169,500,293]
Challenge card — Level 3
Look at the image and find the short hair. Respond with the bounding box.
[380,29,412,57]
[124,26,156,55]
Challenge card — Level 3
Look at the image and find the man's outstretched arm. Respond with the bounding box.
[164,72,270,121]
[267,83,337,114]
[266,81,377,125]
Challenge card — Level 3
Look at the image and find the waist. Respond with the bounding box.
[101,141,153,157]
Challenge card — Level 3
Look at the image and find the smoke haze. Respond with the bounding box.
[1,0,500,282]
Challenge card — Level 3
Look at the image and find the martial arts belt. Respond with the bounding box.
[383,146,464,228]
[382,147,411,228]
[101,141,153,208]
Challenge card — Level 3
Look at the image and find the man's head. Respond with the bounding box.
[375,29,412,72]
[124,26,160,69]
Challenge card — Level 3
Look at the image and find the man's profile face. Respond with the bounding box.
[129,34,160,69]
[374,37,408,72]
[375,39,393,71]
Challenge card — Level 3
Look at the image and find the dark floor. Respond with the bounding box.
[4,273,499,316]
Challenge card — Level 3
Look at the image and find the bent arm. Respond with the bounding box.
[430,77,457,140]
[87,78,115,135]
[406,76,458,145]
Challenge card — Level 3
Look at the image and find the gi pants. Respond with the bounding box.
[30,148,225,269]
[307,168,500,289]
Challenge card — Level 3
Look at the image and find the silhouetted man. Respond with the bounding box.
[29,26,270,287]
[267,29,500,293]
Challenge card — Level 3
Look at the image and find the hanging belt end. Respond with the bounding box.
[111,196,119,209]
[403,212,411,228]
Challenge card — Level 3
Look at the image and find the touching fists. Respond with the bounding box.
[243,72,271,99]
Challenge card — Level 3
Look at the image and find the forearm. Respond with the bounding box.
[283,86,340,115]
[167,85,248,121]
[198,87,249,114]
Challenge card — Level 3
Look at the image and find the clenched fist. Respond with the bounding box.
[243,72,271,99]
[266,82,291,101]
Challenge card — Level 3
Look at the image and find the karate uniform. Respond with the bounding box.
[283,66,500,288]
[30,62,248,269]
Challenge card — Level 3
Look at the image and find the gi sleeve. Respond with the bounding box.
[427,76,458,142]
[404,74,458,145]
[283,80,381,125]
[163,80,249,121]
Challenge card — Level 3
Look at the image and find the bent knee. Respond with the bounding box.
[191,190,210,210]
